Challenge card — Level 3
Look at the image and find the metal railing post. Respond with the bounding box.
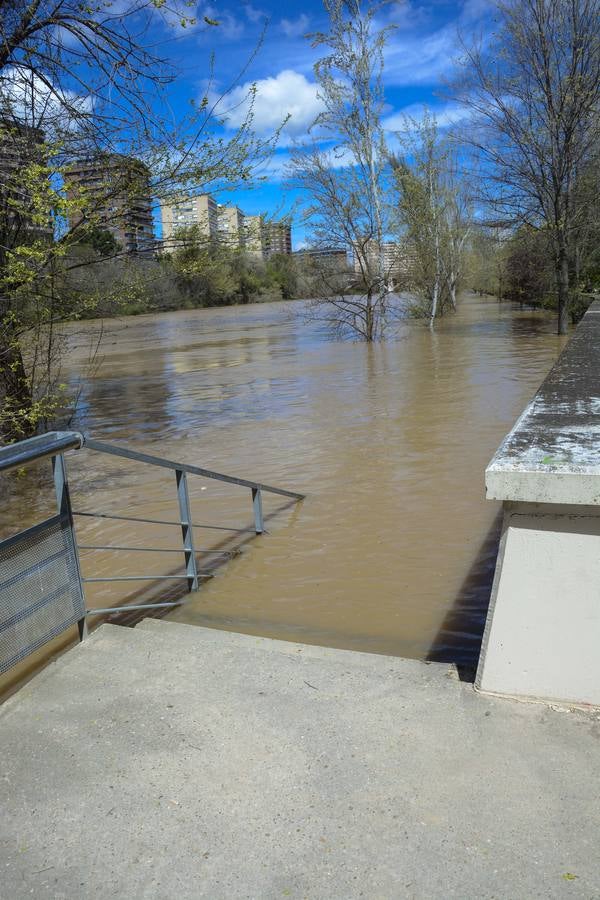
[252,487,264,535]
[52,453,88,640]
[176,468,198,591]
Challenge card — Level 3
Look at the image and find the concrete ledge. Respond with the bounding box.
[478,303,600,705]
[486,303,600,504]
[136,618,457,678]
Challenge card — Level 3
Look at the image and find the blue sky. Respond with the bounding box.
[153,0,492,245]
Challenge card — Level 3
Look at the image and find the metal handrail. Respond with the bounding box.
[83,437,305,500]
[78,545,238,555]
[72,510,257,533]
[0,431,83,473]
[0,431,305,643]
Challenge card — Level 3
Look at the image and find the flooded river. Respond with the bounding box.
[1,294,565,684]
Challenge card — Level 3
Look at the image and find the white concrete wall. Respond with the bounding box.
[476,502,600,706]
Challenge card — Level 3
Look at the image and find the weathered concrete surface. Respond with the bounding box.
[2,621,600,899]
[486,302,600,505]
[476,501,600,706]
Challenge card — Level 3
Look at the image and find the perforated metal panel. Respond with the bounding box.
[0,514,85,673]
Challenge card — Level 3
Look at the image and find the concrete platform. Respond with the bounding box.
[1,621,600,899]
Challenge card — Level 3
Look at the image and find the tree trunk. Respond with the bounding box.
[0,329,36,443]
[430,280,439,327]
[556,240,570,335]
[448,271,457,310]
[365,295,374,342]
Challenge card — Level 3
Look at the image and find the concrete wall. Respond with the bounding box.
[476,502,600,706]
[476,303,600,707]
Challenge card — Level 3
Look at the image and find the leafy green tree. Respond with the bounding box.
[391,113,472,322]
[264,254,298,300]
[79,227,121,258]
[503,226,555,306]
[0,1,278,441]
[454,0,600,333]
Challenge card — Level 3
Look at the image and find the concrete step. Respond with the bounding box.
[135,616,460,686]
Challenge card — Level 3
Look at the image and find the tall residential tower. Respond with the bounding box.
[66,154,154,255]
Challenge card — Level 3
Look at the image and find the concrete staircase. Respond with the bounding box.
[1,620,600,899]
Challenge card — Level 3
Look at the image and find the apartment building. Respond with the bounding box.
[353,240,412,278]
[217,205,245,248]
[264,220,292,257]
[296,247,348,264]
[160,192,293,257]
[160,194,218,248]
[244,216,292,259]
[66,154,155,255]
[0,121,52,245]
[244,215,265,257]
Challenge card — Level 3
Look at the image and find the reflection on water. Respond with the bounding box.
[1,295,564,674]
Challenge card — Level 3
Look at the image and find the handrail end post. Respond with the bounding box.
[77,616,88,641]
[252,487,264,535]
[176,468,199,592]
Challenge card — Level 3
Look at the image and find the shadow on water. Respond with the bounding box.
[86,498,301,629]
[426,510,503,682]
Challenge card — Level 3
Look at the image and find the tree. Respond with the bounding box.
[79,227,121,258]
[391,113,472,323]
[453,0,600,333]
[0,1,275,441]
[504,225,555,305]
[289,0,394,341]
[570,154,600,298]
[467,227,510,300]
[263,253,298,300]
[167,226,300,307]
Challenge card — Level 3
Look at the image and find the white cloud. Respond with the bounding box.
[0,67,92,131]
[219,70,324,142]
[280,14,310,38]
[383,25,458,86]
[382,0,490,87]
[244,4,265,23]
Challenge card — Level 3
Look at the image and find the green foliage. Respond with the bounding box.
[391,112,472,321]
[503,226,555,306]
[78,227,121,257]
[167,229,299,308]
[264,254,299,300]
[0,1,285,441]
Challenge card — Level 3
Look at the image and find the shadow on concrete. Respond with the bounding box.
[426,511,503,682]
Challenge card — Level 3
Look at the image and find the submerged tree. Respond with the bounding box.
[289,0,394,341]
[390,113,472,323]
[453,0,600,334]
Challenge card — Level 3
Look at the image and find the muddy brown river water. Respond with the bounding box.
[1,294,565,689]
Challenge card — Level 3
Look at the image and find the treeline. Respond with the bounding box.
[67,228,301,318]
[291,0,600,338]
[468,153,600,322]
